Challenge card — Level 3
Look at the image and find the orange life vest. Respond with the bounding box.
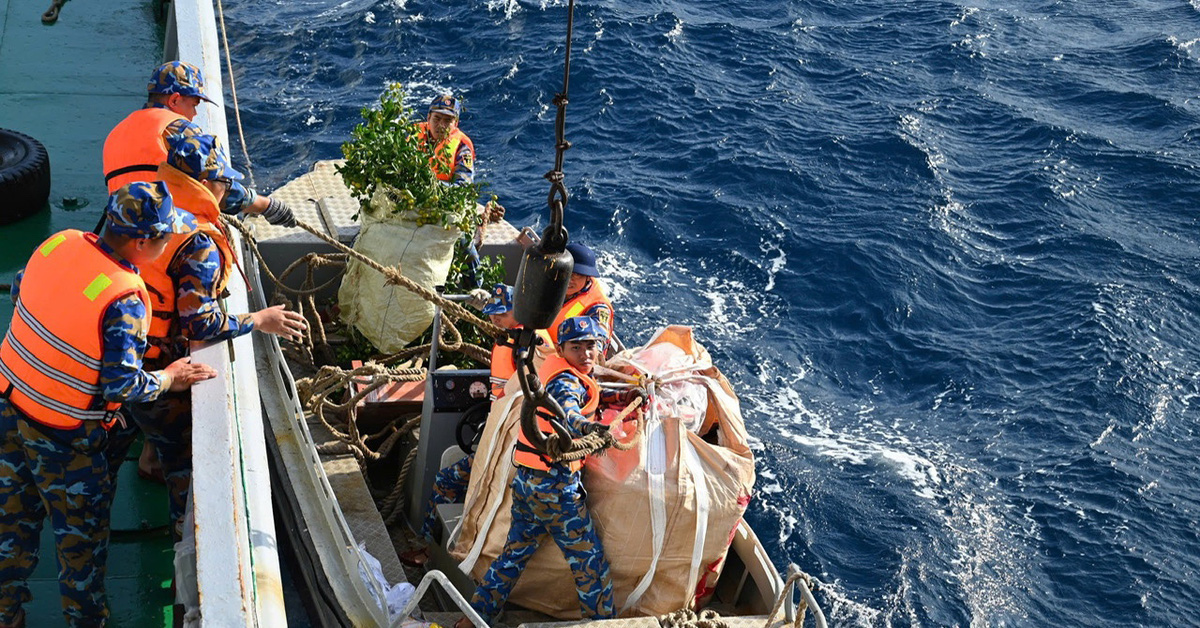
[103,107,186,193]
[490,327,552,400]
[416,122,475,182]
[511,354,600,473]
[0,231,150,430]
[140,164,237,359]
[549,278,615,345]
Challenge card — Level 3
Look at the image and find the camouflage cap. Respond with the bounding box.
[557,316,609,345]
[482,283,515,315]
[147,61,216,104]
[166,133,245,182]
[162,117,204,142]
[105,181,197,239]
[428,94,462,118]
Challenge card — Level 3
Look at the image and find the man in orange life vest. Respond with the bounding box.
[483,284,553,402]
[0,182,216,628]
[465,316,622,627]
[117,131,307,539]
[418,94,476,185]
[417,94,503,289]
[400,284,554,568]
[102,60,297,227]
[548,242,615,345]
[102,60,296,481]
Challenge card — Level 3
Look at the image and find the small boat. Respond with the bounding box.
[0,1,825,626]
[244,160,825,628]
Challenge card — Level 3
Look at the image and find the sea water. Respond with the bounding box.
[221,0,1200,625]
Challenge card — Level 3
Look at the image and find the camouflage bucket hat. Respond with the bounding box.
[105,181,197,238]
[557,316,609,345]
[482,283,515,315]
[166,133,245,182]
[428,94,462,118]
[147,60,216,104]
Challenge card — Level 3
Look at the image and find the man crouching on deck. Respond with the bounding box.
[462,316,622,627]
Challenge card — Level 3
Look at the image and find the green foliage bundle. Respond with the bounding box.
[337,83,483,233]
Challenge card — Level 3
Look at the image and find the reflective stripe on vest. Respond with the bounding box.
[0,230,150,429]
[140,165,236,359]
[511,354,600,473]
[549,278,615,345]
[103,107,186,193]
[417,122,475,182]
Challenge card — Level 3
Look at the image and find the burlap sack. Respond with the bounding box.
[450,326,755,618]
[337,187,459,352]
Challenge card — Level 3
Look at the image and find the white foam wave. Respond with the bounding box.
[762,242,786,292]
[950,6,979,28]
[501,56,521,82]
[666,17,683,43]
[1167,35,1200,62]
[756,384,1029,624]
[485,0,521,20]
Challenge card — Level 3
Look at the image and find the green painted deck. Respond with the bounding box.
[1,0,177,624]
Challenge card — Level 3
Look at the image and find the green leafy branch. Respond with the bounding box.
[337,83,484,234]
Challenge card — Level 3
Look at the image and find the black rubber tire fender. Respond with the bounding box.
[0,128,52,226]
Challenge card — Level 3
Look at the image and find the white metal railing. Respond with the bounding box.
[166,1,286,625]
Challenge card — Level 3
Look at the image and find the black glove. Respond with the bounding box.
[619,387,647,405]
[580,421,610,437]
[261,196,297,227]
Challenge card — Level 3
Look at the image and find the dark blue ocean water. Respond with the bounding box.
[223,0,1200,625]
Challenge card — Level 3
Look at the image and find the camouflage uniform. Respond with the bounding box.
[421,454,474,540]
[0,187,184,625]
[114,131,254,537]
[425,94,475,186]
[124,230,253,536]
[159,118,255,213]
[470,369,616,623]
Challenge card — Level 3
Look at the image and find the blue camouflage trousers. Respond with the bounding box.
[124,389,192,540]
[0,398,114,627]
[470,465,615,623]
[421,454,474,539]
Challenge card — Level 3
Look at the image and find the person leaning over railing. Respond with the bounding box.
[114,130,307,541]
[101,60,299,482]
[0,183,217,628]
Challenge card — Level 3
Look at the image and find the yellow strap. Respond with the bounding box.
[39,234,67,257]
[83,274,113,301]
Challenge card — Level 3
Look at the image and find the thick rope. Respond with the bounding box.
[543,396,644,463]
[763,568,816,628]
[297,363,426,465]
[222,215,494,369]
[659,609,729,628]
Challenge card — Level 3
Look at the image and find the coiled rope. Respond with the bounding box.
[654,565,822,628]
[540,395,644,463]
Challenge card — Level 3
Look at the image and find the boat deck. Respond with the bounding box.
[0,1,178,625]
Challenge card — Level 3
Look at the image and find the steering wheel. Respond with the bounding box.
[455,401,491,455]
